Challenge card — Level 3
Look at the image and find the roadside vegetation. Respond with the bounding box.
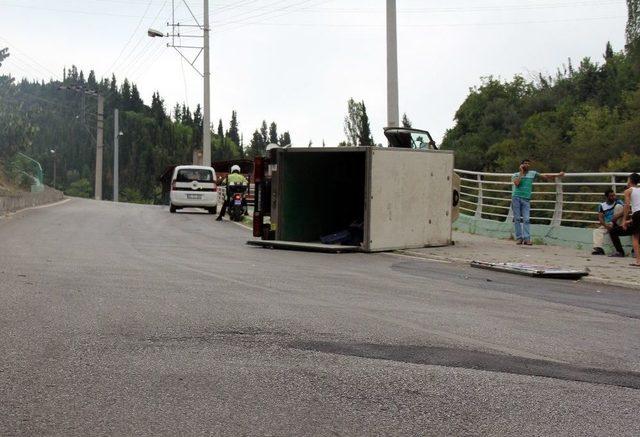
[0,47,292,203]
[442,1,640,173]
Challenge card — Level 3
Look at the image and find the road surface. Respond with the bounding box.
[1,198,639,436]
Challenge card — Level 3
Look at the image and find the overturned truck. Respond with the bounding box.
[249,127,460,253]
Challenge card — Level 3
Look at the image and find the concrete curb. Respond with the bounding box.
[396,249,640,291]
[0,187,64,216]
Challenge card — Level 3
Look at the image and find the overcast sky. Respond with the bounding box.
[0,0,629,146]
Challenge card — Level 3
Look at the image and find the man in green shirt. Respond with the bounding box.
[512,159,565,245]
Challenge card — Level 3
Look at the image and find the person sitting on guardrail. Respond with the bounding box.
[511,159,565,246]
[621,173,640,266]
[592,189,625,256]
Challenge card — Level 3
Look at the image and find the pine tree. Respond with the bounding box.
[249,129,265,158]
[0,48,8,67]
[359,101,374,146]
[402,113,412,128]
[279,132,291,147]
[627,0,640,46]
[344,98,373,146]
[228,110,240,147]
[130,84,143,112]
[217,119,224,138]
[269,122,278,144]
[121,79,131,110]
[173,103,182,122]
[260,120,268,145]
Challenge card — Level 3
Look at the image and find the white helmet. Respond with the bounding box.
[230,164,241,173]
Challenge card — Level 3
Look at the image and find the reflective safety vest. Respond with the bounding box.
[227,173,248,186]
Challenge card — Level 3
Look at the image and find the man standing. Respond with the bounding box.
[511,159,564,245]
[621,173,640,267]
[592,189,624,256]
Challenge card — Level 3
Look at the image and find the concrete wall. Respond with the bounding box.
[454,214,634,252]
[0,186,64,215]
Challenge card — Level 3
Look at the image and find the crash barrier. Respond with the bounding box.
[0,186,63,215]
[455,169,635,250]
[9,153,45,193]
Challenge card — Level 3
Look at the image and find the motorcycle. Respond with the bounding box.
[227,184,247,222]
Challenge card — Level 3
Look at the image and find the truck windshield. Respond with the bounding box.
[411,133,432,150]
[176,169,213,183]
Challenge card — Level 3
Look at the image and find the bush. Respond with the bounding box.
[65,178,92,198]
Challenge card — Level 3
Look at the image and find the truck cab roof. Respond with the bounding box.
[383,127,437,150]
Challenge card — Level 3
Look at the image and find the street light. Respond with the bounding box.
[147,28,165,38]
[49,149,56,190]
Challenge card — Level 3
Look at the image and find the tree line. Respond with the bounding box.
[442,1,640,174]
[0,56,292,202]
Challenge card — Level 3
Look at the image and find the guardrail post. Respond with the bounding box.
[551,176,563,226]
[611,175,617,193]
[475,174,483,218]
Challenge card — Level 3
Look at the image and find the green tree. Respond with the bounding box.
[228,110,240,147]
[402,113,412,128]
[269,122,278,144]
[279,131,291,147]
[343,98,373,146]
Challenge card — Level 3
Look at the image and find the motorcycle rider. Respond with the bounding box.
[216,164,248,221]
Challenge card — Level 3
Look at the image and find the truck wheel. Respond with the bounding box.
[170,204,177,213]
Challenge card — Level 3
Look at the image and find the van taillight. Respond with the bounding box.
[171,180,177,190]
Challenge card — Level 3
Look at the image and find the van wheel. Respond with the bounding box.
[209,206,217,214]
[170,204,177,213]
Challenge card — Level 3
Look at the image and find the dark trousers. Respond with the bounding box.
[217,198,229,219]
[610,224,633,254]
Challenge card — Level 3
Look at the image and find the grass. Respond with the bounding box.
[0,163,23,196]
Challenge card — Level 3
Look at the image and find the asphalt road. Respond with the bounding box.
[1,198,639,436]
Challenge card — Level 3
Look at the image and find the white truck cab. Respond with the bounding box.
[169,165,218,214]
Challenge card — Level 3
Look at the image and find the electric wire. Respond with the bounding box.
[105,0,155,76]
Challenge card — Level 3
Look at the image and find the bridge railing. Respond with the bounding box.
[455,169,634,227]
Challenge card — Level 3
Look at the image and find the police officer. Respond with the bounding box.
[216,164,248,221]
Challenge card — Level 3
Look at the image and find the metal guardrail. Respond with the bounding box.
[455,169,634,227]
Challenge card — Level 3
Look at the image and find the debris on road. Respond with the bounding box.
[470,260,589,279]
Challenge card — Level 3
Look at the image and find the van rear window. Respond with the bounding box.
[176,169,213,183]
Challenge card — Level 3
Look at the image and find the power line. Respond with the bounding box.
[0,35,61,80]
[105,0,155,75]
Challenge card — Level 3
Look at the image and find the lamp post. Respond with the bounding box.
[49,149,56,189]
[113,108,123,202]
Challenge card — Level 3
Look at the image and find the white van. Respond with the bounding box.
[169,165,218,214]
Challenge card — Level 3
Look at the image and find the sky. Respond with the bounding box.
[0,0,629,147]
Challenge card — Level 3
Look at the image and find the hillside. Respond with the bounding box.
[441,40,640,174]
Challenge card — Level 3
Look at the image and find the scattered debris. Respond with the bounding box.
[470,261,589,280]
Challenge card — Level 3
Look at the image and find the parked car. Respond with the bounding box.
[169,165,218,214]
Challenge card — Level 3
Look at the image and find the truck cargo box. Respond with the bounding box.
[251,146,456,253]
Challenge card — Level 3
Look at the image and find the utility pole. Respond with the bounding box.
[113,108,119,202]
[386,0,400,128]
[58,85,103,198]
[147,0,212,166]
[95,95,104,200]
[203,0,211,167]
